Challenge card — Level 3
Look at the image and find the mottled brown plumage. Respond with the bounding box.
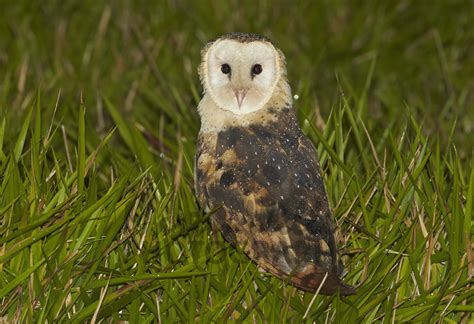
[195,33,355,295]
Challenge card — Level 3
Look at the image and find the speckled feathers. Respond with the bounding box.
[195,33,355,295]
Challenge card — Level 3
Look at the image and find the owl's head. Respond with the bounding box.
[199,33,290,115]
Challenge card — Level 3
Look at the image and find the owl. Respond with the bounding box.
[195,33,355,296]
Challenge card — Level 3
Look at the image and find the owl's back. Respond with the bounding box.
[195,106,355,295]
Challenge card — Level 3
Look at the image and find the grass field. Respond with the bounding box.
[0,1,473,323]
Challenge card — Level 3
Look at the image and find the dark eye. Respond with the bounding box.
[252,64,263,75]
[221,64,231,74]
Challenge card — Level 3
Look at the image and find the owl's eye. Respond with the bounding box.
[221,64,231,74]
[252,64,263,75]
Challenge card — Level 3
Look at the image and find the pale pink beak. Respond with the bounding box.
[234,88,248,107]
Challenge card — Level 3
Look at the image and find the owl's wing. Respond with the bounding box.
[195,121,354,295]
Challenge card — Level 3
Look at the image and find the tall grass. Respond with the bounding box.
[1,1,473,322]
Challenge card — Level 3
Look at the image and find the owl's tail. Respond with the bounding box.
[289,263,356,296]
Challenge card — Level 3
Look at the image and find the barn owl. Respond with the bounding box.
[195,32,355,295]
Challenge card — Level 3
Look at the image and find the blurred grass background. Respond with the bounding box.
[0,0,473,322]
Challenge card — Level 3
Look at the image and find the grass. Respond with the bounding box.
[0,1,473,322]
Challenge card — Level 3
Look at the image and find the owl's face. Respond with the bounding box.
[202,39,280,115]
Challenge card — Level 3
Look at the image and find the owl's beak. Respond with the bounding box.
[234,88,248,107]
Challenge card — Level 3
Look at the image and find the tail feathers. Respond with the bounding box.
[290,263,356,296]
